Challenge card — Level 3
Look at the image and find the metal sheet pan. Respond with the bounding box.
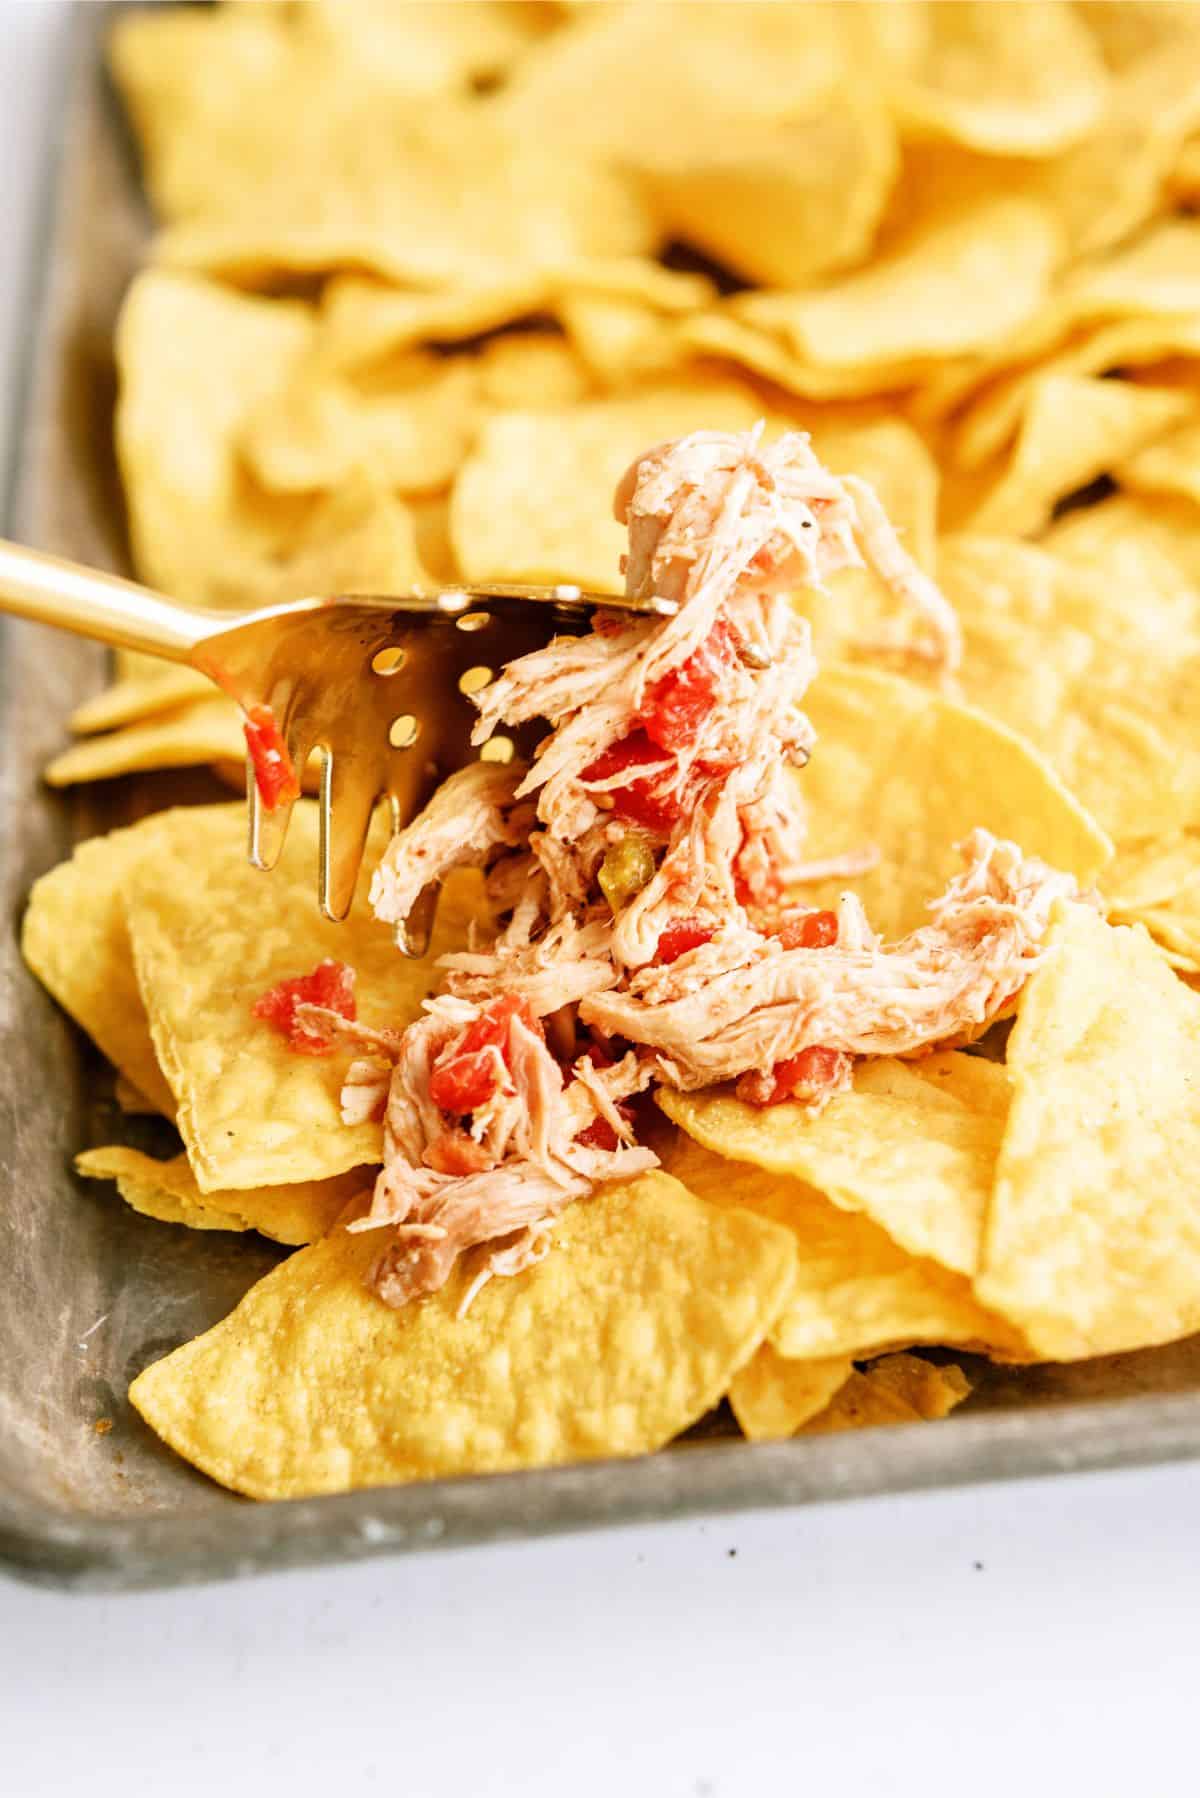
[5,2,1200,1593]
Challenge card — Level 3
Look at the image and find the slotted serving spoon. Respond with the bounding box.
[0,539,675,950]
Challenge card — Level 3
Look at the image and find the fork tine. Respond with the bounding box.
[246,772,297,873]
[318,748,379,922]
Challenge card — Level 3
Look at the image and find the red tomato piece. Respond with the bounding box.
[428,994,541,1116]
[581,729,682,833]
[252,959,356,1056]
[576,1116,620,1151]
[736,1045,849,1107]
[639,619,737,752]
[773,909,839,951]
[655,919,716,964]
[243,704,300,810]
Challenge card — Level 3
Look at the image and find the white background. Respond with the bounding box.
[2,6,1198,1794]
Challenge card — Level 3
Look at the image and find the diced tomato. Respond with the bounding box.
[581,729,682,833]
[428,994,542,1117]
[655,919,715,965]
[773,909,839,951]
[243,704,300,810]
[576,1116,620,1151]
[638,620,736,753]
[253,959,356,1056]
[737,1045,849,1107]
[425,1130,493,1176]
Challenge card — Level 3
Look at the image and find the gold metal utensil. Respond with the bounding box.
[0,539,674,947]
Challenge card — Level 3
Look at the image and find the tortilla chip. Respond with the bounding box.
[45,698,246,787]
[241,350,478,497]
[977,903,1200,1358]
[117,273,436,608]
[475,333,594,411]
[801,1353,972,1434]
[498,1,846,168]
[660,1052,1009,1279]
[1118,415,1200,507]
[885,1,1108,156]
[1127,885,1200,973]
[677,312,931,404]
[125,804,487,1191]
[965,377,1191,537]
[116,270,314,605]
[952,316,1200,472]
[129,1172,798,1498]
[938,535,1200,843]
[22,820,176,1117]
[727,1348,853,1442]
[734,196,1061,376]
[1103,832,1200,914]
[76,1146,366,1245]
[316,261,710,372]
[1044,489,1200,591]
[658,1126,1025,1362]
[644,98,897,290]
[451,381,763,591]
[797,666,1112,939]
[1016,24,1200,255]
[69,667,213,735]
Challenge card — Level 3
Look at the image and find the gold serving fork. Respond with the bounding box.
[0,539,675,950]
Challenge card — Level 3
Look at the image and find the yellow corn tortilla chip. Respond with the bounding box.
[557,295,684,387]
[938,534,1200,843]
[1119,415,1200,507]
[129,1172,798,1498]
[658,1126,1025,1362]
[316,263,710,373]
[644,98,897,290]
[1170,134,1200,201]
[114,2,651,271]
[885,1,1108,156]
[965,377,1191,537]
[126,804,487,1191]
[45,698,246,787]
[734,197,1061,375]
[451,381,764,591]
[76,1146,367,1245]
[498,1,846,168]
[1044,490,1200,593]
[676,313,932,404]
[117,271,435,609]
[1127,886,1200,973]
[116,270,314,605]
[154,118,653,288]
[660,1052,1009,1279]
[1103,832,1200,914]
[22,819,177,1117]
[728,1348,853,1443]
[1015,23,1200,255]
[953,312,1200,474]
[241,351,478,497]
[977,903,1200,1359]
[69,667,213,735]
[801,1353,971,1434]
[475,333,594,411]
[796,665,1112,939]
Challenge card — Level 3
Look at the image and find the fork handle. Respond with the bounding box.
[0,538,220,660]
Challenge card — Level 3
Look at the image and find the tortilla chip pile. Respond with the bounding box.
[25,0,1200,1498]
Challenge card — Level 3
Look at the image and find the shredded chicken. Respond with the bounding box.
[338,425,1070,1310]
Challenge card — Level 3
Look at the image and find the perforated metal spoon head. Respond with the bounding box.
[190,583,676,935]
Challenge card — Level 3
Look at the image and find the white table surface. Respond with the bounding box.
[2,7,1198,1794]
